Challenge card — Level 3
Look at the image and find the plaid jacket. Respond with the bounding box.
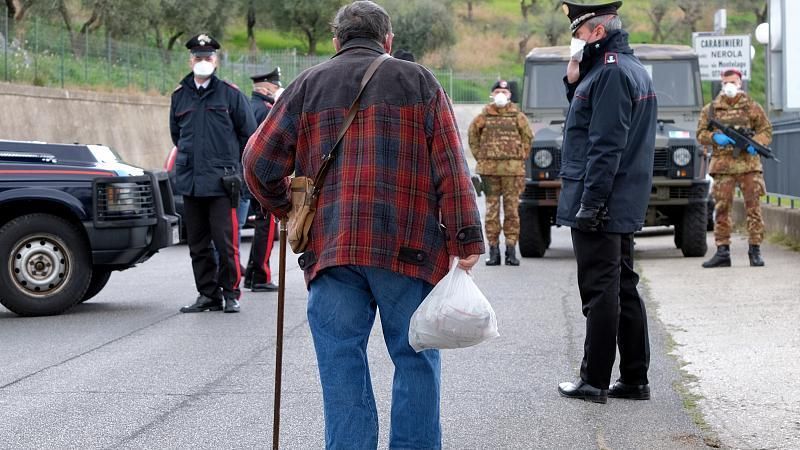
[243,39,484,287]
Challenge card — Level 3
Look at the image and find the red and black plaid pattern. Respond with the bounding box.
[243,40,484,286]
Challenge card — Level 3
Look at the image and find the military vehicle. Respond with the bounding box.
[519,44,712,258]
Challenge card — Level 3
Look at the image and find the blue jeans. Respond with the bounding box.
[308,266,441,450]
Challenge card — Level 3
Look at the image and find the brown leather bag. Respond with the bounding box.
[287,53,390,253]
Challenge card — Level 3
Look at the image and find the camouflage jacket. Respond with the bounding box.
[697,93,772,174]
[468,103,533,176]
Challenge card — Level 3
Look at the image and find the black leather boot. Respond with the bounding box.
[505,246,520,266]
[180,295,223,313]
[702,245,731,268]
[485,245,500,266]
[748,245,765,267]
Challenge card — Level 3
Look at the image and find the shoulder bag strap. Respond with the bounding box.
[311,53,391,198]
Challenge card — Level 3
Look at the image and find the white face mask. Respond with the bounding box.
[570,37,587,62]
[493,92,509,108]
[274,87,284,100]
[722,82,740,98]
[193,60,215,78]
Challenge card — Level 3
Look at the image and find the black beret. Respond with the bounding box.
[491,79,511,92]
[561,1,622,34]
[393,49,416,62]
[250,67,282,86]
[185,33,220,56]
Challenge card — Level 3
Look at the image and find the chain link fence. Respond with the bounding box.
[1,17,503,103]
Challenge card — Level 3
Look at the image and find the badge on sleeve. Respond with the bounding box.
[605,53,618,65]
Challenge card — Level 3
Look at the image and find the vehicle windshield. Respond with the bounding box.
[525,60,699,109]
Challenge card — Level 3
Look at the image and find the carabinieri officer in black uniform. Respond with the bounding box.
[243,67,282,292]
[555,1,657,403]
[170,33,257,314]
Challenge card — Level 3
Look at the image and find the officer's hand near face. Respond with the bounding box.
[567,60,581,84]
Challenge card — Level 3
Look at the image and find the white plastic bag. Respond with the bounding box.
[408,259,499,352]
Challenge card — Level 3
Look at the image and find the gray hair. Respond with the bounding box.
[332,1,392,45]
[585,14,623,32]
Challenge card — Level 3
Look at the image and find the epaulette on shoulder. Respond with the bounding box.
[222,80,241,91]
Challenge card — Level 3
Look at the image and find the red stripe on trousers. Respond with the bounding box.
[230,208,242,289]
[262,215,275,282]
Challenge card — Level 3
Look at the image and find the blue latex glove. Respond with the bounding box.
[713,132,735,146]
[747,145,757,155]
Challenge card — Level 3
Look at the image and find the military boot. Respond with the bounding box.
[748,245,765,267]
[702,245,731,268]
[486,245,501,266]
[505,246,520,266]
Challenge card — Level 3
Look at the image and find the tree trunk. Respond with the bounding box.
[247,1,256,54]
[756,4,767,24]
[165,31,183,65]
[3,0,15,42]
[467,1,473,22]
[518,31,534,60]
[306,30,317,56]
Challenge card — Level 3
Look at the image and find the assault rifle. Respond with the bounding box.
[708,118,780,163]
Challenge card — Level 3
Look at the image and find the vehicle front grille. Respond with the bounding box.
[653,147,669,177]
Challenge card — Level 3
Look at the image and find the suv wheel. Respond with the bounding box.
[519,205,548,258]
[680,202,709,257]
[79,269,113,303]
[0,214,92,316]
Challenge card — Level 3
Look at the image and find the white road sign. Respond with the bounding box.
[693,34,752,81]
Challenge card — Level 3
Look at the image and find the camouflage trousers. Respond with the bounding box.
[711,171,766,246]
[483,175,524,246]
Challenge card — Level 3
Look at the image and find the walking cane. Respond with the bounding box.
[273,218,287,450]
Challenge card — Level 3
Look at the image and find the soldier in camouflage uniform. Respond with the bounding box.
[697,68,773,268]
[468,80,533,266]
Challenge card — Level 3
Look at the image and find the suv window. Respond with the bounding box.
[524,60,699,109]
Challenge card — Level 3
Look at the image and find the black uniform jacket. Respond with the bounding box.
[170,73,257,197]
[250,91,274,125]
[556,30,657,234]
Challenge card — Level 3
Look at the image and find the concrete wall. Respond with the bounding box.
[0,83,172,169]
[733,198,800,243]
[0,84,483,171]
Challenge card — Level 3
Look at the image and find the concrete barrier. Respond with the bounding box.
[0,82,171,169]
[732,198,800,243]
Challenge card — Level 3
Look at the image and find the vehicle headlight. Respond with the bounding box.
[105,182,139,214]
[533,149,553,168]
[672,147,692,167]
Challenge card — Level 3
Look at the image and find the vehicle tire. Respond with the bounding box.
[706,198,715,231]
[0,214,92,316]
[79,269,112,303]
[541,210,553,249]
[519,205,548,258]
[673,223,683,249]
[680,202,709,257]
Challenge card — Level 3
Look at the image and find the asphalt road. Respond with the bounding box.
[0,225,717,449]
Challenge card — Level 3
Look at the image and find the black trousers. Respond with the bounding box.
[571,228,650,388]
[245,207,276,285]
[183,195,241,301]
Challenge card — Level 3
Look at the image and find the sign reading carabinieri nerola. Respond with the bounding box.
[692,34,752,81]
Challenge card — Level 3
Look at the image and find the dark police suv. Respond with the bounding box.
[0,140,179,316]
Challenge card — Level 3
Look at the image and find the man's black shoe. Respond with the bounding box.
[224,298,240,313]
[558,380,608,404]
[251,282,279,292]
[486,245,500,266]
[748,244,765,267]
[180,295,223,313]
[608,380,651,400]
[702,245,731,268]
[505,246,520,266]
